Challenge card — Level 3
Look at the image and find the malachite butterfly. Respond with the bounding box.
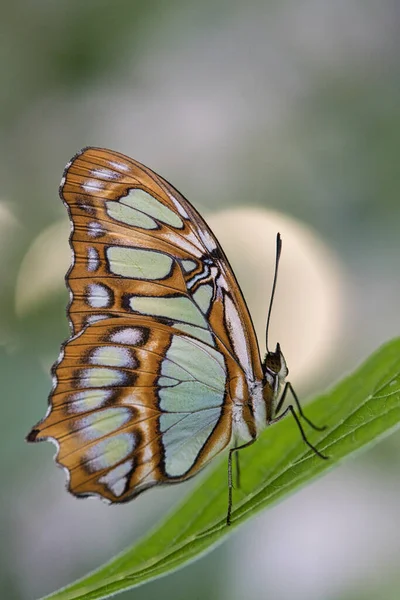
[27,147,326,525]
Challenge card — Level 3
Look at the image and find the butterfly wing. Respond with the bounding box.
[28,147,262,501]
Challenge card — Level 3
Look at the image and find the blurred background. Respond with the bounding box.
[1,1,400,599]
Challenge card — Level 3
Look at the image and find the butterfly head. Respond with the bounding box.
[264,342,288,378]
[262,342,288,408]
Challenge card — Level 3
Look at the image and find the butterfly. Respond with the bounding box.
[27,147,326,525]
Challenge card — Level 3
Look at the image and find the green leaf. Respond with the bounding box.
[43,338,400,600]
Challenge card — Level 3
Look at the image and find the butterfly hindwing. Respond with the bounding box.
[30,316,238,501]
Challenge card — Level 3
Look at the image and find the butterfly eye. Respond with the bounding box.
[263,343,288,380]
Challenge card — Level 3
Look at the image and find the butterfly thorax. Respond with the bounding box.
[230,343,288,445]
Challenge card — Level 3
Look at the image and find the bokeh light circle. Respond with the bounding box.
[207,207,345,386]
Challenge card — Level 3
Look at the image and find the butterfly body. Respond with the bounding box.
[28,147,324,518]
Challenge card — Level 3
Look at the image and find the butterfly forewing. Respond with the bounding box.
[28,147,262,502]
[62,148,262,376]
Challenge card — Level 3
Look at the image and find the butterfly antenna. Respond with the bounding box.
[265,233,282,353]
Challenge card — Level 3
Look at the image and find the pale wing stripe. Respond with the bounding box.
[224,295,253,378]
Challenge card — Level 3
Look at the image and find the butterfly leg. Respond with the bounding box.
[227,438,256,526]
[275,382,326,431]
[234,450,241,490]
[270,403,328,460]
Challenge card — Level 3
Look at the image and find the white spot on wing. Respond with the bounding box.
[87,283,111,308]
[111,479,126,496]
[99,460,133,497]
[88,222,105,238]
[90,346,136,368]
[108,160,130,172]
[86,314,110,324]
[91,168,120,180]
[110,327,145,345]
[82,180,104,193]
[87,247,100,272]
